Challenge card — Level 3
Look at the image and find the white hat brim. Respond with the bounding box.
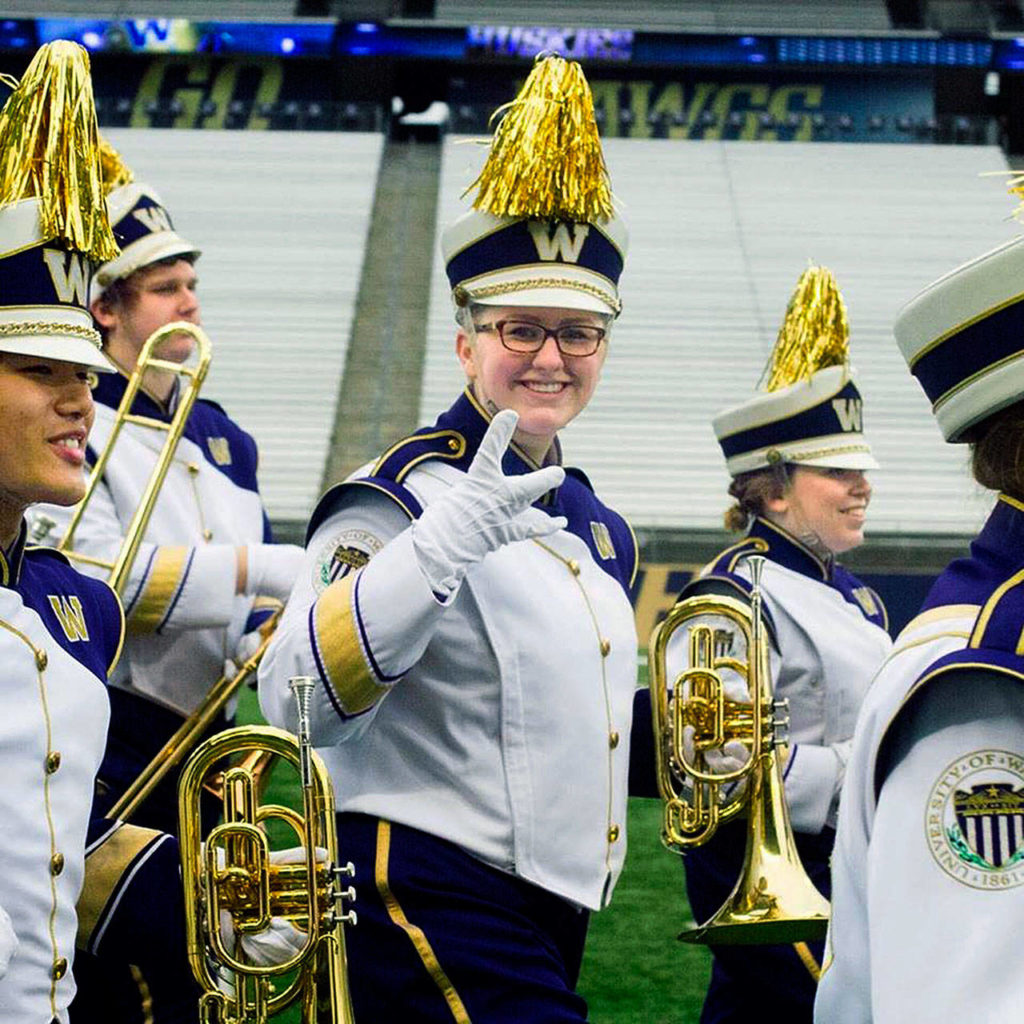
[0,333,115,372]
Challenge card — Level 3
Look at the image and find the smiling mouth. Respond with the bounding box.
[50,434,86,462]
[521,381,569,393]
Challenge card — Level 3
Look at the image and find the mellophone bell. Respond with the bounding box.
[649,266,893,1023]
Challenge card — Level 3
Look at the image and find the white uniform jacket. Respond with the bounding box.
[260,390,640,911]
[35,371,271,714]
[0,527,123,1023]
[817,494,1024,1023]
[675,517,892,832]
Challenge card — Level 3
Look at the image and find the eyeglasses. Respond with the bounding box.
[473,319,607,357]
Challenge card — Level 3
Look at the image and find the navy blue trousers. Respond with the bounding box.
[683,819,833,1024]
[339,814,591,1023]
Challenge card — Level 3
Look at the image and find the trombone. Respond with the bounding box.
[178,676,357,1023]
[648,555,829,944]
[44,319,279,824]
[57,319,212,594]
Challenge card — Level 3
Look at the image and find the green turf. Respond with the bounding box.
[579,798,710,1023]
[234,686,711,1022]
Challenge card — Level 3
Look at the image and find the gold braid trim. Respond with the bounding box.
[780,443,871,461]
[0,320,102,347]
[461,276,621,313]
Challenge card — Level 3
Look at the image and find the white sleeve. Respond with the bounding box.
[865,672,1024,1022]
[782,738,844,834]
[33,483,239,635]
[258,489,450,746]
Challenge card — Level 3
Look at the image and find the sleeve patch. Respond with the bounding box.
[925,748,1024,890]
[311,528,385,595]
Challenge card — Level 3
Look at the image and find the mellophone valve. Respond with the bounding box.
[178,675,357,1023]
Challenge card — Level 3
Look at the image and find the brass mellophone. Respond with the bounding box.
[648,554,829,944]
[178,676,357,1023]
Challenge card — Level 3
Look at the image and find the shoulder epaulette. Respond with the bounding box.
[373,428,470,484]
[307,428,472,543]
[24,544,73,569]
[565,466,594,492]
[705,535,771,578]
[196,396,228,416]
[874,647,1024,798]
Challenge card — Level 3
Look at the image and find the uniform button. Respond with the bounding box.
[567,559,580,576]
[52,957,68,980]
[188,462,200,475]
[35,650,47,671]
[609,731,620,749]
[599,638,611,657]
[447,438,460,451]
[607,825,620,843]
[50,853,65,876]
[203,529,213,541]
[45,751,61,774]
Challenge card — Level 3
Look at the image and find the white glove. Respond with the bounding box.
[681,667,753,802]
[216,847,317,967]
[411,410,566,596]
[243,544,305,602]
[0,904,17,980]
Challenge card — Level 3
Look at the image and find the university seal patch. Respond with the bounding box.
[311,528,383,594]
[927,749,1024,890]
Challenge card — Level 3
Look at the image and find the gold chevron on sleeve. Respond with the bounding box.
[77,824,163,948]
[314,574,391,715]
[127,546,188,634]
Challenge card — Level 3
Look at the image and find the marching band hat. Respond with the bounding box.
[441,55,627,318]
[894,234,1024,443]
[90,140,200,300]
[0,41,116,371]
[713,265,877,477]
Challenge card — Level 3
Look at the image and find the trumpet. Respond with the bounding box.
[178,676,357,1023]
[648,555,829,944]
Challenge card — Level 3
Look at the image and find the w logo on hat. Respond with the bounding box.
[133,204,172,234]
[832,397,863,432]
[528,221,590,263]
[42,249,90,306]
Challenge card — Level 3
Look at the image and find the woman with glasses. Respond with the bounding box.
[663,267,892,1024]
[259,57,640,1022]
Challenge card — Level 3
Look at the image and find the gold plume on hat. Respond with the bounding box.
[465,54,613,223]
[98,135,134,194]
[759,265,850,391]
[0,40,118,261]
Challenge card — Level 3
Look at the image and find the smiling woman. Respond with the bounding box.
[660,265,893,1024]
[456,304,611,464]
[258,54,650,1024]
